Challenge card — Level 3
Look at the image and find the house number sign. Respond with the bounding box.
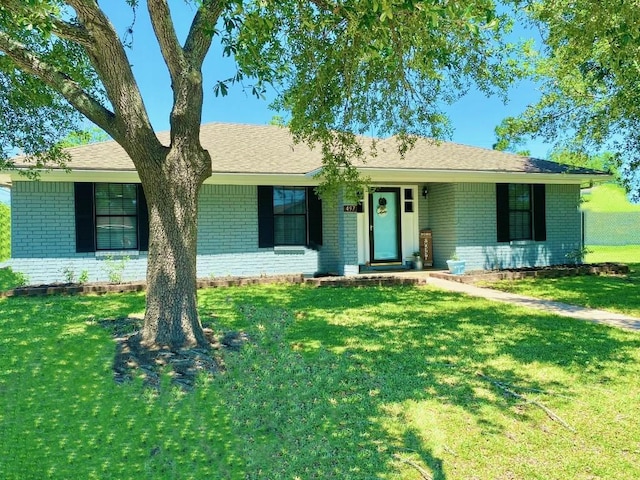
[343,205,359,213]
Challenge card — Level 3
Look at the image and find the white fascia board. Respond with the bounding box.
[360,168,613,185]
[5,169,320,187]
[7,169,141,183]
[5,166,611,187]
[205,172,319,186]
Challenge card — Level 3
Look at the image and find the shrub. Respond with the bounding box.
[0,203,9,261]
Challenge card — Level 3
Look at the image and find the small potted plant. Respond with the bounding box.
[413,251,423,270]
[446,251,466,275]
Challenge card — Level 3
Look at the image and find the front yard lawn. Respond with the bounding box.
[2,284,640,479]
[482,245,640,318]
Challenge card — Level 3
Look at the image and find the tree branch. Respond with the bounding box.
[63,0,158,150]
[0,30,117,136]
[477,372,576,433]
[154,0,222,150]
[308,0,348,17]
[49,16,92,46]
[184,0,225,69]
[147,0,186,84]
[392,454,433,480]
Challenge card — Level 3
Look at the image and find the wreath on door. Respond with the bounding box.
[376,197,388,217]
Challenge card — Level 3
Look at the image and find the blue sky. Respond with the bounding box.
[1,4,550,206]
[102,3,551,158]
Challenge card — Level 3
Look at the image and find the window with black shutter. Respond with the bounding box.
[74,182,149,252]
[257,186,322,248]
[496,183,546,242]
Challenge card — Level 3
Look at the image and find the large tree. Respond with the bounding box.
[0,0,520,350]
[496,0,640,200]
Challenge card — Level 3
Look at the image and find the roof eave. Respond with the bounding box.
[354,168,613,185]
[3,166,613,187]
[3,168,321,186]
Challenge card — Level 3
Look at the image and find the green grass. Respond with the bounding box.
[0,203,9,261]
[2,284,640,479]
[582,183,640,212]
[585,244,640,264]
[0,267,28,291]
[481,245,640,318]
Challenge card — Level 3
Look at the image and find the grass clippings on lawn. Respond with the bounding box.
[2,284,640,479]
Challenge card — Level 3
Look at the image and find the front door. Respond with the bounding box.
[369,188,402,263]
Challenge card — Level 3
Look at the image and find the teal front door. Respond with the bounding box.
[369,188,402,263]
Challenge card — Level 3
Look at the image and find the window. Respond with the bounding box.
[257,186,322,248]
[404,188,414,213]
[95,183,139,250]
[508,184,532,241]
[274,187,307,245]
[74,183,149,253]
[496,183,546,242]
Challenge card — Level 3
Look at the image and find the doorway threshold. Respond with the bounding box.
[360,263,410,273]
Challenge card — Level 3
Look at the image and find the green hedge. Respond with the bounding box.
[0,203,9,261]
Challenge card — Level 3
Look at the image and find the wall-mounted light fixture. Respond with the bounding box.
[422,186,429,198]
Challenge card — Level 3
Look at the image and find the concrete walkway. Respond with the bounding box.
[425,276,640,332]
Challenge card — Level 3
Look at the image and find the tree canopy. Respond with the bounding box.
[496,0,640,200]
[0,0,524,349]
[0,1,522,179]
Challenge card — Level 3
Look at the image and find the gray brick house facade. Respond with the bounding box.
[0,123,609,284]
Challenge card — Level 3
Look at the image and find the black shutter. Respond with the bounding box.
[74,182,95,252]
[137,184,150,251]
[307,186,323,248]
[257,186,274,248]
[533,184,547,241]
[496,183,510,243]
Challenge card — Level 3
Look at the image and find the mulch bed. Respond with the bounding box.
[430,262,630,284]
[2,264,631,296]
[98,316,249,391]
[0,273,304,298]
[304,274,427,287]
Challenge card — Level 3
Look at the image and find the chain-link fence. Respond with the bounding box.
[583,211,640,245]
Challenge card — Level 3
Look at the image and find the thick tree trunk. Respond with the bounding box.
[139,146,211,350]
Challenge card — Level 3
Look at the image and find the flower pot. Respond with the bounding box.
[414,257,423,270]
[446,259,466,275]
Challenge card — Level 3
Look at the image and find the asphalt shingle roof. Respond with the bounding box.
[11,122,606,176]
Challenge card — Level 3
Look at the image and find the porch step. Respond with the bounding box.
[359,263,411,273]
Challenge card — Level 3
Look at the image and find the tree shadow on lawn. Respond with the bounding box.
[3,285,639,479]
[202,284,640,478]
[0,293,239,479]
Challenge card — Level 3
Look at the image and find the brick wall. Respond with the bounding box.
[5,181,334,284]
[198,184,258,254]
[11,182,77,258]
[4,180,584,282]
[450,183,581,270]
[425,183,457,268]
[318,198,341,274]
